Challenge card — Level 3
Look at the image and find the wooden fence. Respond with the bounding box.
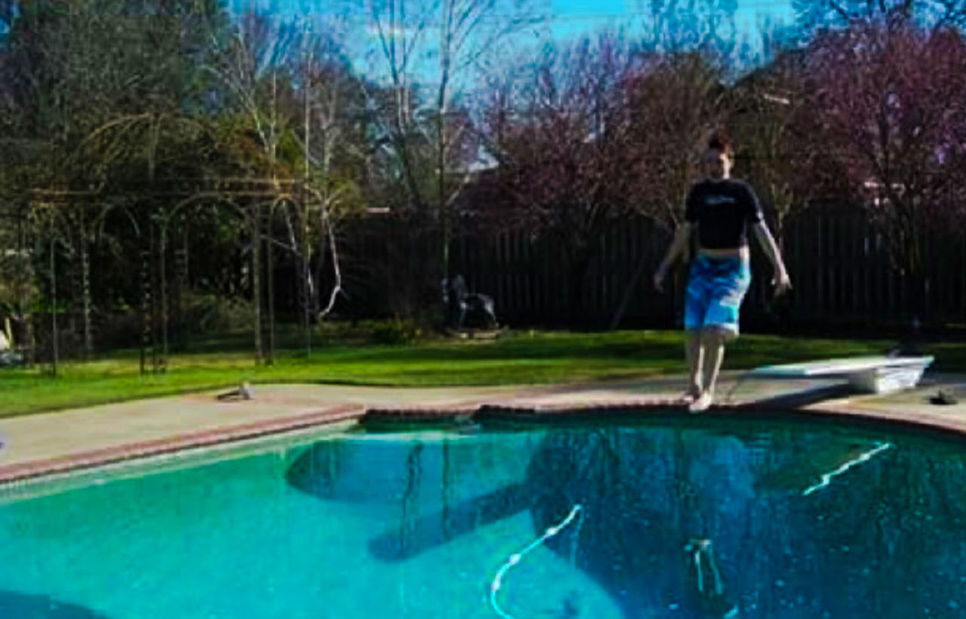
[446,206,966,332]
[23,204,966,362]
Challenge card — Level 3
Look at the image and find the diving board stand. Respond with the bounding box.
[750,356,934,395]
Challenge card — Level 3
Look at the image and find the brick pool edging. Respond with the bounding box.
[0,404,364,485]
[3,389,964,486]
[0,396,698,484]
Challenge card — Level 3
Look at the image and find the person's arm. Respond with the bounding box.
[653,222,693,292]
[752,222,792,295]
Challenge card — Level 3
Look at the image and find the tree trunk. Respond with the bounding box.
[80,232,93,358]
[302,248,313,354]
[302,65,313,356]
[610,251,651,330]
[140,247,150,375]
[160,221,168,369]
[252,205,263,365]
[283,210,307,352]
[50,234,58,377]
[150,222,159,373]
[267,214,275,366]
[315,228,327,314]
[900,271,925,353]
[175,229,189,351]
[437,8,451,291]
[18,206,34,366]
[319,210,344,319]
[300,255,310,353]
[568,253,591,327]
[438,109,450,291]
[905,272,926,320]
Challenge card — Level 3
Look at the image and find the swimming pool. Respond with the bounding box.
[1,414,965,618]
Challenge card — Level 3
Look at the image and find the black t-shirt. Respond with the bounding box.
[685,178,763,249]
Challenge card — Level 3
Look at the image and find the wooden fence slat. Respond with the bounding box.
[336,207,966,328]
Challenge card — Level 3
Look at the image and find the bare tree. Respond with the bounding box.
[209,9,300,363]
[607,51,726,328]
[1,0,222,364]
[792,0,966,36]
[481,36,647,322]
[728,49,817,248]
[288,21,366,350]
[366,0,542,301]
[211,11,366,355]
[638,0,742,60]
[625,52,727,230]
[804,17,966,320]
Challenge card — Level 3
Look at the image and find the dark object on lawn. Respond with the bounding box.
[217,382,255,401]
[0,350,23,367]
[886,316,924,358]
[444,274,497,329]
[929,390,958,405]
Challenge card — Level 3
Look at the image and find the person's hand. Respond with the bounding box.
[653,264,668,292]
[772,267,792,297]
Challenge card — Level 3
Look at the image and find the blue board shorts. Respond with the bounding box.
[684,255,751,335]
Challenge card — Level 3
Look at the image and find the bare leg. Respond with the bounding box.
[690,327,731,412]
[684,329,703,401]
[702,327,729,399]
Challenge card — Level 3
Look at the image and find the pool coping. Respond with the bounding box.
[0,404,363,484]
[2,376,965,486]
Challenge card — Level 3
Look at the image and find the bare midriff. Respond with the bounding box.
[698,245,750,261]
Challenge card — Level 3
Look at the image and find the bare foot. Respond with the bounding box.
[681,385,702,404]
[688,392,713,413]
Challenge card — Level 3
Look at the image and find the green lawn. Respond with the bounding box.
[0,328,950,418]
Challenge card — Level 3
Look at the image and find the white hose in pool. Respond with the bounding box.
[488,503,584,619]
[802,442,892,496]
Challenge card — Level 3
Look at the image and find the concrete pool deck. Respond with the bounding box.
[2,372,966,483]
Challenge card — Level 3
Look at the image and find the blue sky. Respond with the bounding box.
[228,0,799,86]
[547,0,797,52]
[229,0,798,46]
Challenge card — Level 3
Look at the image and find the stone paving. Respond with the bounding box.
[803,372,966,434]
[2,371,966,484]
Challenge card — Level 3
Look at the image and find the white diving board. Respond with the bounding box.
[750,356,934,395]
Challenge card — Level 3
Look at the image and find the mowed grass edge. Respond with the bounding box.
[0,329,936,417]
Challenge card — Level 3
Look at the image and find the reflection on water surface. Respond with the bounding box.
[288,418,966,618]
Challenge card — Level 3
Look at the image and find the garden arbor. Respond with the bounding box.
[25,175,342,373]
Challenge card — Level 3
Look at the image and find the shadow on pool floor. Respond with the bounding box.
[285,420,966,619]
[0,590,110,618]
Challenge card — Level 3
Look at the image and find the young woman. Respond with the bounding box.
[654,131,791,412]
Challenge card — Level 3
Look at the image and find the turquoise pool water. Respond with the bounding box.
[1,415,966,618]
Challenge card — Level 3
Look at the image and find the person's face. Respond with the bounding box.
[704,148,733,180]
